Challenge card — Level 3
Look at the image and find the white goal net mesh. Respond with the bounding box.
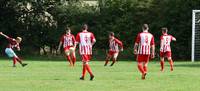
[192,10,200,62]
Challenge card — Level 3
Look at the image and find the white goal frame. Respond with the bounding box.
[192,10,200,62]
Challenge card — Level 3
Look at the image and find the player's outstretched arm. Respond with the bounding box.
[0,32,9,39]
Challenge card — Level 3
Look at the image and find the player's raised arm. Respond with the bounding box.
[0,32,9,39]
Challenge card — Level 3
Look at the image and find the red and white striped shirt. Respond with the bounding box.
[160,34,175,52]
[60,34,76,48]
[76,31,96,55]
[135,31,155,55]
[109,38,123,52]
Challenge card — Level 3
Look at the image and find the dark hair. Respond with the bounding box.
[82,24,88,30]
[161,27,168,33]
[142,24,149,30]
[109,32,114,36]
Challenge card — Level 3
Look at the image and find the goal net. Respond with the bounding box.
[192,10,200,62]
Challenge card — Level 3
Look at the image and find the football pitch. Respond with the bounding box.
[0,59,200,91]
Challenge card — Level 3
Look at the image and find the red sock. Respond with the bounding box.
[143,66,147,73]
[85,64,93,76]
[169,60,174,71]
[82,64,87,77]
[160,60,164,71]
[138,64,145,74]
[72,55,76,66]
[13,57,17,65]
[66,55,72,65]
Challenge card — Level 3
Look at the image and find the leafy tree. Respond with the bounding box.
[0,0,200,60]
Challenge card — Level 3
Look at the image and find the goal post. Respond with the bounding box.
[192,10,200,62]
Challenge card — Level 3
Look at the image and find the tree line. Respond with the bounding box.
[0,0,200,60]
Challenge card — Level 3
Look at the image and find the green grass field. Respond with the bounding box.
[0,59,200,91]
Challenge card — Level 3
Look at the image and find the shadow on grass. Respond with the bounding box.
[53,79,61,80]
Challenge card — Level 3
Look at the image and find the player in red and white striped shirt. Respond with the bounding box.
[57,27,77,66]
[160,28,176,71]
[76,24,96,81]
[104,32,123,66]
[134,24,155,80]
